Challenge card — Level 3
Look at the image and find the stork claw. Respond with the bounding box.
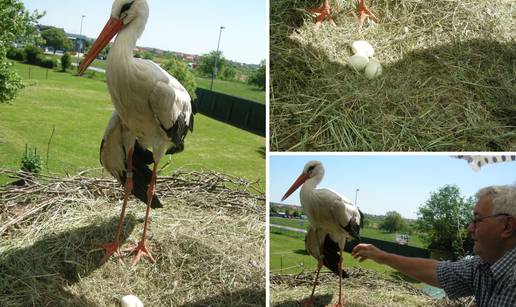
[96,241,122,264]
[300,297,317,307]
[124,240,155,266]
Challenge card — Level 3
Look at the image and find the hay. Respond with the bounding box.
[270,0,516,151]
[270,268,474,306]
[0,169,265,306]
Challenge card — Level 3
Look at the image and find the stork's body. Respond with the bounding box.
[282,161,362,307]
[79,0,193,266]
[308,0,378,29]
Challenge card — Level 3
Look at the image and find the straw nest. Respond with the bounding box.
[0,169,265,306]
[270,268,475,306]
[270,0,516,151]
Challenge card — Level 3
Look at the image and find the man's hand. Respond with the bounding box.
[352,243,386,263]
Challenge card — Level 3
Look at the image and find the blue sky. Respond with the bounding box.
[269,154,516,219]
[20,0,267,64]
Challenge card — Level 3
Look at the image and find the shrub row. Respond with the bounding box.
[7,46,58,69]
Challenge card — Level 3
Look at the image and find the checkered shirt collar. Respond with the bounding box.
[489,246,516,281]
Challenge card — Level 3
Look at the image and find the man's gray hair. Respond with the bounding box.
[476,185,516,215]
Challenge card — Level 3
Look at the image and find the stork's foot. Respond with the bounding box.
[96,241,122,264]
[333,303,343,307]
[352,0,379,29]
[299,297,317,307]
[125,240,155,266]
[307,5,336,27]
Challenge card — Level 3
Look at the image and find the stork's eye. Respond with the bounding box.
[307,165,315,173]
[120,1,135,17]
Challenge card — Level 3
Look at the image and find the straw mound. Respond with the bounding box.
[0,170,265,306]
[270,0,515,151]
[270,268,474,306]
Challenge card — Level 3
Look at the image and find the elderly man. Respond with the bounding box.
[352,185,516,306]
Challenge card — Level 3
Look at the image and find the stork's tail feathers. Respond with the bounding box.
[322,234,350,278]
[124,142,162,209]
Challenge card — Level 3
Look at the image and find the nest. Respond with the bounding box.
[271,268,475,306]
[0,169,265,306]
[270,0,516,151]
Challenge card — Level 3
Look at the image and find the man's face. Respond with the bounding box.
[468,196,505,262]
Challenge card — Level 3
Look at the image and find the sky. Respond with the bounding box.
[20,0,267,65]
[269,154,516,219]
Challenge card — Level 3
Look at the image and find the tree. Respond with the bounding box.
[198,50,227,78]
[221,65,236,81]
[41,28,73,53]
[248,60,265,90]
[380,211,408,233]
[416,185,475,259]
[61,52,71,71]
[0,0,42,103]
[162,57,197,100]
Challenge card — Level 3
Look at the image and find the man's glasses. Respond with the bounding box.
[470,213,510,226]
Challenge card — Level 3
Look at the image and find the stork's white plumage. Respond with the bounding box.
[78,0,194,266]
[282,161,362,307]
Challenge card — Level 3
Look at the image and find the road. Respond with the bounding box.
[270,224,307,234]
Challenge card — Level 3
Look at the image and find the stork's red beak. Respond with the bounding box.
[77,17,123,75]
[281,173,309,201]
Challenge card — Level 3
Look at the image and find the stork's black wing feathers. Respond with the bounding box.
[322,234,349,278]
[161,112,193,155]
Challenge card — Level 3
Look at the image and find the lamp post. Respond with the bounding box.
[354,188,360,207]
[210,26,225,91]
[77,15,86,66]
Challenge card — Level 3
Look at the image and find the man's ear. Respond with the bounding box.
[501,217,516,238]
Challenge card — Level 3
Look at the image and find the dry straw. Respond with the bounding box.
[270,0,516,151]
[0,169,265,306]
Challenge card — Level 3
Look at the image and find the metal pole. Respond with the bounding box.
[210,26,224,91]
[77,15,86,66]
[355,188,359,207]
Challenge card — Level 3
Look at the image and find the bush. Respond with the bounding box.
[20,145,42,174]
[0,61,24,103]
[24,45,43,64]
[6,48,25,61]
[39,57,57,69]
[61,52,71,71]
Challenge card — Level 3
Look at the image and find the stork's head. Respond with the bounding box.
[77,0,148,75]
[281,161,324,201]
[110,0,149,26]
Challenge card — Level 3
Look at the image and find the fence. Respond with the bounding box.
[195,88,265,136]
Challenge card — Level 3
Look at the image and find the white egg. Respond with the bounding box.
[121,295,144,307]
[351,40,374,58]
[349,54,369,71]
[364,61,382,80]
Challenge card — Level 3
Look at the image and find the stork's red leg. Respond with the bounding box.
[334,250,344,307]
[356,0,379,29]
[307,0,336,27]
[125,162,157,266]
[300,259,323,307]
[97,147,134,264]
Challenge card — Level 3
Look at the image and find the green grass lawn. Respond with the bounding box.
[0,62,264,185]
[270,217,426,248]
[195,77,264,104]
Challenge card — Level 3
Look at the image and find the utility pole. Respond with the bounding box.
[210,26,225,91]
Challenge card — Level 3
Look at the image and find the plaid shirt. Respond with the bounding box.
[437,247,516,306]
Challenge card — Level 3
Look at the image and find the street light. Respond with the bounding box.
[354,188,360,207]
[77,15,86,66]
[210,26,225,91]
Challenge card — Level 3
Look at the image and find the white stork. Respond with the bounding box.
[282,160,363,307]
[78,0,194,266]
[308,0,379,28]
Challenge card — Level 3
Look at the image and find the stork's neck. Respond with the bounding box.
[108,18,146,66]
[301,175,323,194]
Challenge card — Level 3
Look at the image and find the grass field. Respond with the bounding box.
[270,217,426,248]
[0,62,264,185]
